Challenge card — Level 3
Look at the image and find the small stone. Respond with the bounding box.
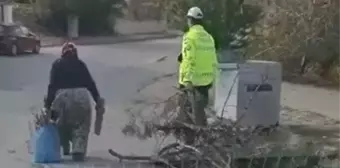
[7,149,16,154]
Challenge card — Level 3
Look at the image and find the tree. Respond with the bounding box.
[153,0,254,50]
[38,0,126,35]
[245,0,339,83]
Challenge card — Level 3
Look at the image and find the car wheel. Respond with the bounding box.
[33,43,40,54]
[9,44,18,56]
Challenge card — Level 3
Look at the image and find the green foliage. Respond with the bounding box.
[245,0,339,84]
[14,0,30,3]
[40,0,125,35]
[156,0,258,49]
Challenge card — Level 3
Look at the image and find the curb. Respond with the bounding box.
[41,33,180,47]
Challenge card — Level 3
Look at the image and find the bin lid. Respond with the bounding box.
[246,60,281,65]
[218,50,243,63]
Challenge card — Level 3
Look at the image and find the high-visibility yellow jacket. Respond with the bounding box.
[179,25,217,86]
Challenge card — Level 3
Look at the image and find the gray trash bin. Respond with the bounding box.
[237,60,282,127]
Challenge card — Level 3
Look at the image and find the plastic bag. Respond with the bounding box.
[31,123,61,163]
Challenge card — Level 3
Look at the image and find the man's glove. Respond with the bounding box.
[183,81,193,91]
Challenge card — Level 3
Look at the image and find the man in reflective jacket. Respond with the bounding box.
[178,6,218,127]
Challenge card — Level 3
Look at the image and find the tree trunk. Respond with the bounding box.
[320,57,335,77]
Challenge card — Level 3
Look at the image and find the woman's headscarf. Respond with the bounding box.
[61,42,78,58]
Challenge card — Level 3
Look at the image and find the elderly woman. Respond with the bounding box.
[45,42,104,161]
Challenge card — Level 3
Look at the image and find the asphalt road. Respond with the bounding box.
[0,38,338,167]
[0,38,181,167]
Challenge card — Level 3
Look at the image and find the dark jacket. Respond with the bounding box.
[45,56,100,108]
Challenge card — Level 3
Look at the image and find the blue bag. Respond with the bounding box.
[31,123,61,163]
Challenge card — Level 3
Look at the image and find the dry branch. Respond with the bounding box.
[247,0,339,82]
[116,85,281,168]
[111,84,340,168]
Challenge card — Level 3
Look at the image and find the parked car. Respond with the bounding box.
[0,23,41,56]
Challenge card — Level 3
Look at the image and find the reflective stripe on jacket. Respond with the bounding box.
[179,25,217,86]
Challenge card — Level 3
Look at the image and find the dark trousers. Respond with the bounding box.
[179,84,211,144]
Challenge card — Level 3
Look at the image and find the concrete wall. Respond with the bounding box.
[125,0,162,21]
[67,15,79,38]
[114,0,167,35]
[3,4,13,23]
[0,4,13,23]
[0,6,2,22]
[115,19,167,35]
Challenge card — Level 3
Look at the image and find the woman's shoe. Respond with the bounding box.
[72,152,85,162]
[63,151,70,155]
[62,144,70,155]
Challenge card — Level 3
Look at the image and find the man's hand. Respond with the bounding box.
[184,81,193,91]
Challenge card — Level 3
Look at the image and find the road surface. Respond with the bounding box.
[0,38,338,167]
[0,38,181,167]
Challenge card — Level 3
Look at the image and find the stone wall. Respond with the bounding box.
[114,18,167,35]
[124,0,162,21]
[114,0,167,35]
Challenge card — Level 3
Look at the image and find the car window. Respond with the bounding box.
[0,26,4,36]
[9,26,24,36]
[20,26,29,35]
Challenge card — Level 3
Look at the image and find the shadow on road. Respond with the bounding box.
[41,156,160,168]
[0,53,56,91]
[288,124,340,147]
[0,52,47,58]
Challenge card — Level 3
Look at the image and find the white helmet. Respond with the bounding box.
[186,7,203,19]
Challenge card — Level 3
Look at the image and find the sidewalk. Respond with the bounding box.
[41,32,181,47]
[281,82,340,120]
